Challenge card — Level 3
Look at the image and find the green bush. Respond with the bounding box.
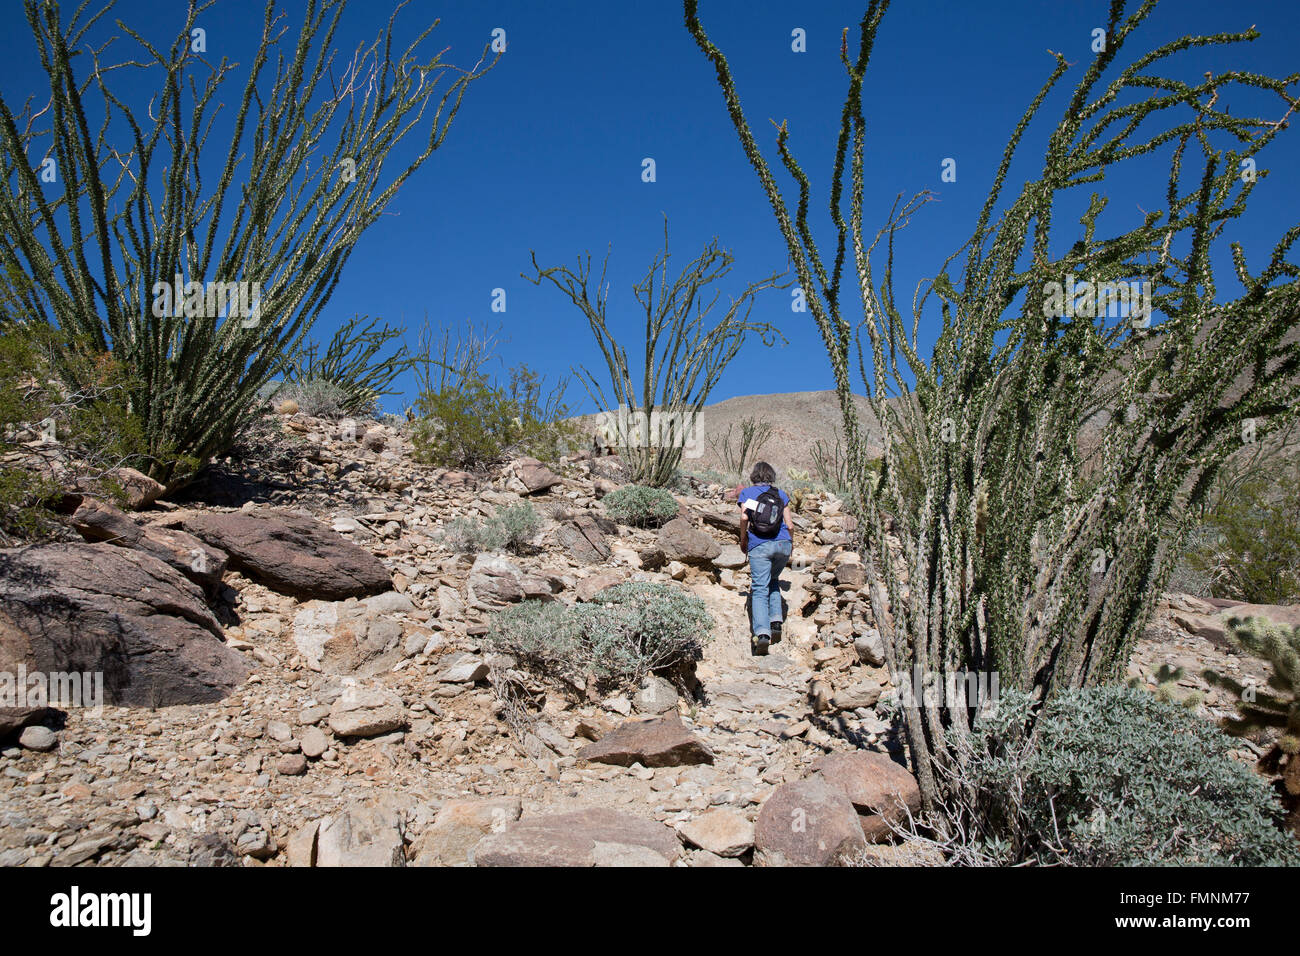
[0,321,157,543]
[1182,469,1300,606]
[411,366,579,471]
[485,581,713,693]
[602,484,679,528]
[951,687,1299,866]
[495,502,543,553]
[441,502,542,556]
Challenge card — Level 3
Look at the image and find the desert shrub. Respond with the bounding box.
[0,321,157,542]
[441,502,541,555]
[285,315,412,416]
[441,514,505,554]
[411,366,579,471]
[484,581,713,693]
[273,378,353,420]
[602,484,678,527]
[938,687,1300,866]
[495,502,543,553]
[810,434,851,497]
[1181,469,1300,606]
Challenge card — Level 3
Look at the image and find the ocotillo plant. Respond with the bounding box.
[687,0,1300,813]
[285,314,413,416]
[708,416,774,482]
[0,0,496,484]
[527,217,787,488]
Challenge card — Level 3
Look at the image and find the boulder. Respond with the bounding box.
[556,514,614,565]
[466,553,559,606]
[710,680,801,714]
[182,507,392,600]
[327,685,406,738]
[577,713,713,768]
[436,653,489,684]
[70,496,227,593]
[473,808,680,867]
[0,705,59,739]
[854,629,887,667]
[712,545,746,570]
[812,751,922,842]
[677,808,754,858]
[316,805,405,867]
[835,563,866,588]
[753,775,867,866]
[437,585,465,620]
[632,675,679,715]
[511,458,563,494]
[575,570,623,602]
[300,726,330,759]
[291,592,414,675]
[658,517,720,565]
[440,471,477,490]
[411,797,522,866]
[699,508,743,536]
[107,466,165,510]
[832,679,883,711]
[0,544,248,706]
[17,725,58,751]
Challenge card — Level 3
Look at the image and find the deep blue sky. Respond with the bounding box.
[2,0,1298,414]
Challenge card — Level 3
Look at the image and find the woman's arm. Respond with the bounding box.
[739,512,749,554]
[783,504,795,539]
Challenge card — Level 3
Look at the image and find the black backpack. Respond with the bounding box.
[749,485,784,538]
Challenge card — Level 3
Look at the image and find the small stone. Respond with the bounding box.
[678,808,754,858]
[277,753,308,776]
[300,726,329,759]
[18,726,57,752]
[633,675,679,715]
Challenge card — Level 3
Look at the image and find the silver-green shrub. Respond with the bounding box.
[944,687,1300,866]
[602,485,679,528]
[485,582,713,693]
[494,502,543,554]
[441,502,541,555]
[441,515,505,554]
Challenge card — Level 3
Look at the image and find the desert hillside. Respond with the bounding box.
[1,409,1292,867]
[576,389,886,481]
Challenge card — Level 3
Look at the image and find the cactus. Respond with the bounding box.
[1223,616,1300,752]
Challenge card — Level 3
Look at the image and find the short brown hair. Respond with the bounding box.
[749,461,776,485]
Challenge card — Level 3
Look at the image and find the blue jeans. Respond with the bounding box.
[748,538,792,637]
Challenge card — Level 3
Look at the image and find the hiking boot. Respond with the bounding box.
[770,621,783,645]
[751,634,770,656]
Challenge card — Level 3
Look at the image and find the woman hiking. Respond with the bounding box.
[737,461,794,656]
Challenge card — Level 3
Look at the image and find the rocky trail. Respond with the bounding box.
[0,411,1293,866]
